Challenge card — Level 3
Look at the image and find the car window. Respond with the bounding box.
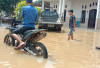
[41,11,58,17]
[45,12,50,16]
[41,12,45,16]
[49,12,52,16]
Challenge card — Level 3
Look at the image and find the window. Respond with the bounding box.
[41,11,58,17]
[45,12,50,16]
[90,4,91,7]
[54,10,57,12]
[85,5,87,9]
[93,2,94,6]
[54,5,55,8]
[82,5,84,9]
[41,12,45,17]
[56,5,57,8]
[96,2,97,6]
[65,5,67,8]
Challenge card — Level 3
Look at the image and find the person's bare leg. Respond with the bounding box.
[12,34,24,46]
[71,34,74,40]
[68,35,71,40]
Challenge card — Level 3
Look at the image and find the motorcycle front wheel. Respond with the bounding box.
[31,42,48,59]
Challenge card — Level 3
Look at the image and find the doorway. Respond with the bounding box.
[54,10,57,12]
[88,9,97,28]
[64,10,66,22]
[80,10,86,23]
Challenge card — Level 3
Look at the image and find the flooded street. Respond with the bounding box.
[0,26,100,68]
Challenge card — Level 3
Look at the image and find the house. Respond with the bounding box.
[42,0,100,30]
[33,0,50,8]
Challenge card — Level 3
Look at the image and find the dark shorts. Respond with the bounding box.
[12,27,35,34]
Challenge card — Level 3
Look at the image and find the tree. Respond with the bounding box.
[14,1,41,20]
[0,0,20,13]
[14,1,27,20]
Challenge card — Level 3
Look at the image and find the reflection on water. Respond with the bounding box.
[0,26,100,68]
[0,23,11,28]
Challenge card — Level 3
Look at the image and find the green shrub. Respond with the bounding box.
[14,1,26,20]
[14,1,41,20]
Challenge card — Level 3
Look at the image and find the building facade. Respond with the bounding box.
[42,0,100,30]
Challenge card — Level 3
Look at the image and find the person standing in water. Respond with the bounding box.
[68,9,76,40]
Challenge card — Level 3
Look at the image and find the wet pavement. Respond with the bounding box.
[0,26,100,68]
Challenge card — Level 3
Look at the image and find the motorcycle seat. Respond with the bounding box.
[24,29,46,35]
[8,27,16,32]
[23,29,46,39]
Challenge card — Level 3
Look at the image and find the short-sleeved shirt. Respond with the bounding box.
[69,15,76,28]
[21,5,38,28]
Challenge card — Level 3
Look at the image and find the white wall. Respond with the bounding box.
[49,0,98,28]
[71,0,98,19]
[50,1,59,13]
[49,0,98,19]
[50,0,72,17]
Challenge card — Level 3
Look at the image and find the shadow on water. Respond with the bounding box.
[47,30,62,33]
[46,29,64,33]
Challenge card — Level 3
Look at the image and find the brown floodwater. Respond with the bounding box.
[0,25,100,68]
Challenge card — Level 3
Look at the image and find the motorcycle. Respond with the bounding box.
[4,24,48,58]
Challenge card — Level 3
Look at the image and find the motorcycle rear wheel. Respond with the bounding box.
[32,42,48,59]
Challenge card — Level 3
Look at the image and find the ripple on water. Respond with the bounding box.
[0,61,11,67]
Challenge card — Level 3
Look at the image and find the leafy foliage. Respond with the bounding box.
[14,1,41,20]
[0,0,20,13]
[35,7,41,17]
[14,1,27,20]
